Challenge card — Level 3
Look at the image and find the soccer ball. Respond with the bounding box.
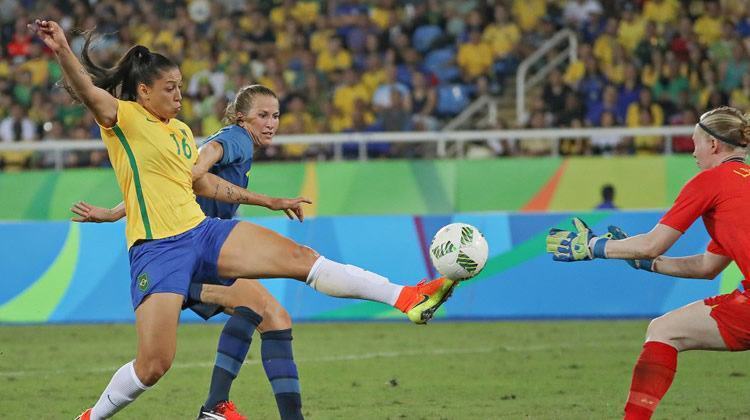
[429,223,489,280]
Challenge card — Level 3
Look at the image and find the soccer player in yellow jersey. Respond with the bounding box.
[29,19,457,420]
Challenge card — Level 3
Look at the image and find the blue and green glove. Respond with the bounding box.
[546,217,611,262]
[606,225,653,271]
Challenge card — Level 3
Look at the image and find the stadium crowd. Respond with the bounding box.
[0,0,748,169]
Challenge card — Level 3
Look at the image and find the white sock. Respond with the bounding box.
[90,361,150,419]
[306,256,403,306]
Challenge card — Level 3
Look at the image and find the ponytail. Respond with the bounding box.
[62,30,177,102]
[699,106,750,149]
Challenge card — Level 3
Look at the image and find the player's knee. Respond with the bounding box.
[645,316,672,342]
[135,354,173,385]
[292,245,319,265]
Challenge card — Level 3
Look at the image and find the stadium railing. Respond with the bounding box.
[516,28,578,125]
[0,126,696,169]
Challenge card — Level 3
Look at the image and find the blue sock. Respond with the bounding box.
[261,329,303,420]
[204,306,262,410]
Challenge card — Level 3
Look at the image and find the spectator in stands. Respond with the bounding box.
[457,29,492,82]
[559,118,589,156]
[557,91,585,127]
[617,3,645,53]
[0,104,36,143]
[720,41,749,94]
[643,0,680,27]
[280,94,317,160]
[730,72,750,110]
[670,108,698,154]
[543,69,571,124]
[483,4,520,83]
[627,89,664,127]
[379,88,412,132]
[410,71,438,131]
[693,1,724,46]
[595,184,618,210]
[518,111,552,157]
[563,0,603,29]
[632,108,664,154]
[586,84,619,126]
[317,36,352,74]
[590,111,623,155]
[372,64,410,111]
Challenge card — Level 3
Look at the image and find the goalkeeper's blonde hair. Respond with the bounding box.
[699,106,750,150]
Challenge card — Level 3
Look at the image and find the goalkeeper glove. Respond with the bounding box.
[606,225,654,271]
[546,217,610,262]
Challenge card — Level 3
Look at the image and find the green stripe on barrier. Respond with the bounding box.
[0,223,79,322]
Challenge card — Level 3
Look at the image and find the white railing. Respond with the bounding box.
[516,29,577,125]
[0,126,696,169]
[442,94,498,131]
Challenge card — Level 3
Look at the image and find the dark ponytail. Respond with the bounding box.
[63,30,177,102]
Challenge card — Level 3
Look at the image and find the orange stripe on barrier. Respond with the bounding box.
[521,160,568,212]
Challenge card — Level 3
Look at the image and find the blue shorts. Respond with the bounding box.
[128,217,240,310]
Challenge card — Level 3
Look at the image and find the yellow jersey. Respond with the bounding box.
[100,100,205,248]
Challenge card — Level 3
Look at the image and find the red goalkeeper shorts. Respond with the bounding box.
[704,280,750,351]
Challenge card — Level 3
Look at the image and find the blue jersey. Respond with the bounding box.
[196,125,254,219]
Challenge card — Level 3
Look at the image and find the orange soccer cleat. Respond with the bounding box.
[197,400,247,420]
[395,277,457,324]
[74,408,92,420]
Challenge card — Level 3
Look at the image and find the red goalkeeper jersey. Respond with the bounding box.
[660,160,750,278]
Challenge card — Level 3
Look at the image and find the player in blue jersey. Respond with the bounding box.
[73,85,306,420]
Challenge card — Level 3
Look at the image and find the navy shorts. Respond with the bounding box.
[128,217,240,310]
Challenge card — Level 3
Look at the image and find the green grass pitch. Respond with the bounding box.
[2,320,750,419]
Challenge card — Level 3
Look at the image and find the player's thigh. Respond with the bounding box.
[646,301,726,351]
[217,221,319,281]
[134,293,183,367]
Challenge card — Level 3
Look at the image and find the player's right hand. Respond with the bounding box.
[70,201,119,223]
[27,19,69,54]
[607,225,653,271]
[546,217,598,261]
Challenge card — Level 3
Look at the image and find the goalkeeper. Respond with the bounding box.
[546,106,750,420]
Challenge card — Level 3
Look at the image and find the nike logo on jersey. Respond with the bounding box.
[145,117,160,123]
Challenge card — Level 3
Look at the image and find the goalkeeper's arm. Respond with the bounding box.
[603,223,681,260]
[649,252,732,279]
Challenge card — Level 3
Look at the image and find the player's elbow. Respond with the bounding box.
[191,167,207,183]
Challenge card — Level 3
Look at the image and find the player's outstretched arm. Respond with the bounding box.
[28,19,117,127]
[192,172,311,221]
[70,201,125,223]
[603,223,681,260]
[608,225,730,278]
[649,252,731,279]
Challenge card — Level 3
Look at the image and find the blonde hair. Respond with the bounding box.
[699,106,750,149]
[223,84,278,125]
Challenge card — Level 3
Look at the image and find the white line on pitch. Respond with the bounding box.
[1,346,498,377]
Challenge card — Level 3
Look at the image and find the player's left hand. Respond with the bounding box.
[269,197,312,222]
[546,217,609,262]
